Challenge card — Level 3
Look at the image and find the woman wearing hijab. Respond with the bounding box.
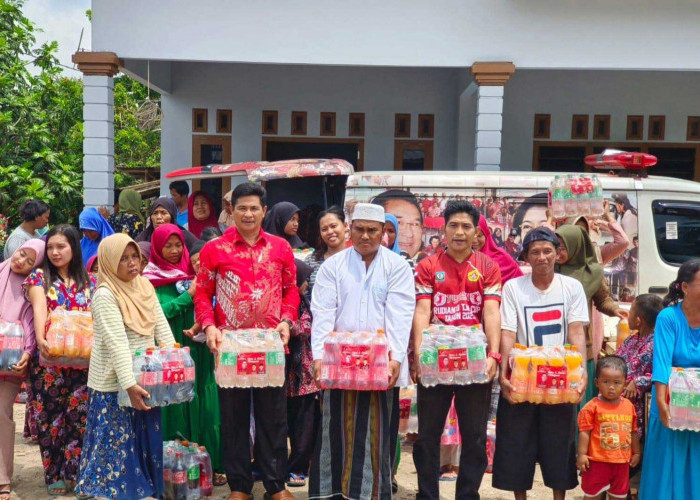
[0,240,45,500]
[218,190,235,230]
[142,224,222,479]
[285,259,317,487]
[187,191,220,239]
[136,242,151,274]
[108,189,145,239]
[382,214,402,254]
[135,198,200,252]
[474,217,523,284]
[75,234,175,499]
[555,224,626,403]
[263,201,308,249]
[79,207,115,267]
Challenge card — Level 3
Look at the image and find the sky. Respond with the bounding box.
[23,0,92,75]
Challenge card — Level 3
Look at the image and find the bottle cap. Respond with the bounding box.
[571,346,579,351]
[174,342,181,348]
[199,446,206,452]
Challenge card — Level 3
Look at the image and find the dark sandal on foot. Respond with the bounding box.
[286,472,306,487]
[213,472,228,486]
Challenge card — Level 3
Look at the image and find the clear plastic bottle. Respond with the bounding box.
[142,348,163,407]
[688,371,700,431]
[163,442,176,500]
[197,446,213,497]
[564,175,578,217]
[528,347,546,404]
[467,329,489,384]
[453,333,470,385]
[355,331,372,390]
[563,345,583,404]
[172,452,188,500]
[419,331,438,387]
[266,330,286,387]
[578,176,592,217]
[670,368,690,430]
[436,334,454,385]
[590,174,605,216]
[544,347,565,404]
[186,445,201,499]
[321,331,338,388]
[0,321,23,371]
[180,347,195,403]
[509,344,529,403]
[551,176,566,219]
[372,329,389,390]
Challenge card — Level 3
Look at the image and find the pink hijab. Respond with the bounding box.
[0,239,46,339]
[477,216,523,284]
[142,223,194,287]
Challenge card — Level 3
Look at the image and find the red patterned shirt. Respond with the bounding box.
[415,249,501,326]
[194,227,299,330]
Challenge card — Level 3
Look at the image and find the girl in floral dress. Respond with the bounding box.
[24,225,97,496]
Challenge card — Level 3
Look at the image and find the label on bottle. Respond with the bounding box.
[200,474,213,490]
[339,345,371,370]
[399,399,411,419]
[172,470,187,484]
[438,348,467,373]
[672,391,691,408]
[536,365,567,389]
[163,468,171,482]
[184,366,195,382]
[220,352,237,366]
[187,466,200,481]
[237,352,266,375]
[467,345,486,361]
[4,337,22,350]
[689,393,700,409]
[267,351,285,365]
[140,371,157,386]
[420,349,437,366]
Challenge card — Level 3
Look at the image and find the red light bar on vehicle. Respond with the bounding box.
[584,149,657,171]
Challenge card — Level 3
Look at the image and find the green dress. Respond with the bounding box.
[155,283,222,472]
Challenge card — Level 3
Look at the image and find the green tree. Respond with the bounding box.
[0,0,84,225]
[114,75,161,171]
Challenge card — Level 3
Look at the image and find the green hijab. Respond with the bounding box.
[118,189,145,223]
[555,224,604,303]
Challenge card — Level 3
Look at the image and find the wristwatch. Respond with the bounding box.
[487,352,502,364]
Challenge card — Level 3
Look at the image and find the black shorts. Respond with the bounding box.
[492,395,578,492]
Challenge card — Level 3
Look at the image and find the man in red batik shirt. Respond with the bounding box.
[411,200,502,500]
[195,182,299,500]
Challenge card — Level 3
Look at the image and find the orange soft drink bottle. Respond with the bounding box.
[544,347,565,404]
[509,344,530,403]
[528,346,546,404]
[564,345,583,403]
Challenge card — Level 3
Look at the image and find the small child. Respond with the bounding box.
[577,355,641,499]
[182,241,205,340]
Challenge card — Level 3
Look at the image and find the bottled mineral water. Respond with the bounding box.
[590,174,605,216]
[670,368,690,430]
[436,334,455,385]
[215,329,286,388]
[467,329,489,384]
[452,333,471,385]
[577,176,592,217]
[180,346,195,403]
[550,176,566,219]
[419,331,438,387]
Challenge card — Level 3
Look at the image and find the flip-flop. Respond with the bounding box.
[439,471,458,482]
[213,472,228,486]
[47,480,69,496]
[0,489,11,500]
[286,472,306,487]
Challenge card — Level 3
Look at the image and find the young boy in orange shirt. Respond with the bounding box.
[577,355,641,499]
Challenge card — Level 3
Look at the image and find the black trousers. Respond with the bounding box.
[287,393,320,475]
[413,383,492,500]
[219,386,288,495]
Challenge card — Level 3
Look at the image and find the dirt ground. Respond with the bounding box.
[9,403,584,499]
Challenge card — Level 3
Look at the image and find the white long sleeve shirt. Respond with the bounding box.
[311,246,416,387]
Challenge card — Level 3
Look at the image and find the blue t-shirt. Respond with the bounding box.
[176,209,188,228]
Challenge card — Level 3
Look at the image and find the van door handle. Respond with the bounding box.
[649,286,669,294]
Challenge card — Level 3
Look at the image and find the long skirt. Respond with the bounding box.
[29,356,88,485]
[309,389,392,500]
[75,390,163,500]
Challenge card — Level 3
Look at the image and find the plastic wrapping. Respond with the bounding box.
[163,440,213,499]
[398,385,418,434]
[320,330,389,391]
[0,320,23,376]
[508,344,583,404]
[418,324,488,387]
[40,309,93,369]
[118,344,195,408]
[549,174,604,219]
[215,329,285,388]
[669,367,700,432]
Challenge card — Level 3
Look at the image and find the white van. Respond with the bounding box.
[344,171,700,302]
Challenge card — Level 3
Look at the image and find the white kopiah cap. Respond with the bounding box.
[352,203,385,224]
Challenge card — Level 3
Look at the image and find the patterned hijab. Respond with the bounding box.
[118,189,145,223]
[97,234,157,336]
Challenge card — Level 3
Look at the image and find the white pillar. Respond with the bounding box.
[82,75,115,208]
[474,85,504,171]
[470,62,515,172]
[72,51,121,209]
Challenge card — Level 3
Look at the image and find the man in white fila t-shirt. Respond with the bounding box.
[493,227,589,500]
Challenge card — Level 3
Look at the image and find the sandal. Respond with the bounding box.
[213,472,228,487]
[286,472,306,487]
[47,480,69,496]
[0,487,10,500]
[439,471,458,482]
